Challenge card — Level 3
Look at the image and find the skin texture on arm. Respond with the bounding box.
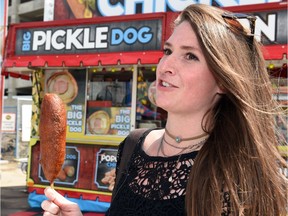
[41,187,83,216]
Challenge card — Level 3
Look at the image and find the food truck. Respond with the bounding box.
[1,1,287,213]
[2,11,174,212]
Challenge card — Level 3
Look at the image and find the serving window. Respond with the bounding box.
[86,67,133,136]
[42,66,167,138]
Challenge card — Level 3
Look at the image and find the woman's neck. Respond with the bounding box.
[165,113,206,137]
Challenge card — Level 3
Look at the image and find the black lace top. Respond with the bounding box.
[106,129,231,216]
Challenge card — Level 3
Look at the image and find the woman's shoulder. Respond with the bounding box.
[143,127,164,140]
[141,128,164,153]
[117,128,163,157]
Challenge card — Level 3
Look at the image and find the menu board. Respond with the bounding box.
[86,107,131,136]
[38,146,80,186]
[94,148,118,192]
[44,69,87,138]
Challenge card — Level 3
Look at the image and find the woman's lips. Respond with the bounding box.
[159,80,178,88]
[161,81,171,87]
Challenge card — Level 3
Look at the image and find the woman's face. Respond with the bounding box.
[156,21,222,116]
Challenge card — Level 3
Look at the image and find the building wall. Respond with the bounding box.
[5,0,44,97]
[2,0,43,160]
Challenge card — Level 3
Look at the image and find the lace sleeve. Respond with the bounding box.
[221,191,231,216]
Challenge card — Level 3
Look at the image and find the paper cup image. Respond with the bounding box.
[87,111,110,134]
[47,70,78,104]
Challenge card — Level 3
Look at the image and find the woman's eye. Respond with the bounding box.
[163,48,171,55]
[186,53,199,61]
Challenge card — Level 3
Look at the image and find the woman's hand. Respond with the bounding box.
[41,187,83,216]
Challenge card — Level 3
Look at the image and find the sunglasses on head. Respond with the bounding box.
[222,12,257,37]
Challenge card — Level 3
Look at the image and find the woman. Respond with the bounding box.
[42,4,287,216]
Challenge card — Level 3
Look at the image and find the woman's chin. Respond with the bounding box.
[155,100,170,110]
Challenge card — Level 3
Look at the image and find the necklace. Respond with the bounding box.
[163,136,207,151]
[156,133,208,183]
[165,128,207,143]
[157,134,208,157]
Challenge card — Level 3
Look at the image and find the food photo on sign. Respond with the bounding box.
[45,69,87,135]
[86,107,131,136]
[94,148,118,192]
[39,146,80,187]
[46,70,78,104]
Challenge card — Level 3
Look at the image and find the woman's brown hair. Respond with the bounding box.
[175,4,287,215]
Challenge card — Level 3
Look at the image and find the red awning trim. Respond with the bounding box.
[2,45,285,72]
[3,49,285,69]
[262,44,287,60]
[3,51,163,68]
[1,71,31,80]
[224,1,287,13]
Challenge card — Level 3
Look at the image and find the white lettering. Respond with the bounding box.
[66,29,83,49]
[120,109,130,115]
[83,28,94,49]
[67,120,82,126]
[101,154,117,162]
[115,115,130,123]
[45,30,52,50]
[166,0,196,11]
[255,14,276,42]
[67,111,82,119]
[96,0,282,16]
[98,0,124,16]
[51,29,65,50]
[69,126,82,132]
[208,0,238,7]
[110,124,130,130]
[125,0,154,15]
[95,27,108,48]
[117,130,129,136]
[71,105,82,110]
[32,27,109,51]
[32,31,46,51]
[154,0,166,12]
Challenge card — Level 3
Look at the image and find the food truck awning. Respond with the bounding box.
[2,44,286,80]
[1,12,175,77]
[2,44,286,68]
[2,51,164,68]
[1,2,287,79]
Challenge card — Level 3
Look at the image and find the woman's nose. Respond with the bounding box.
[157,55,176,75]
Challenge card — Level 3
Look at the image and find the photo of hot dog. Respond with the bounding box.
[47,70,78,104]
[87,110,110,134]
